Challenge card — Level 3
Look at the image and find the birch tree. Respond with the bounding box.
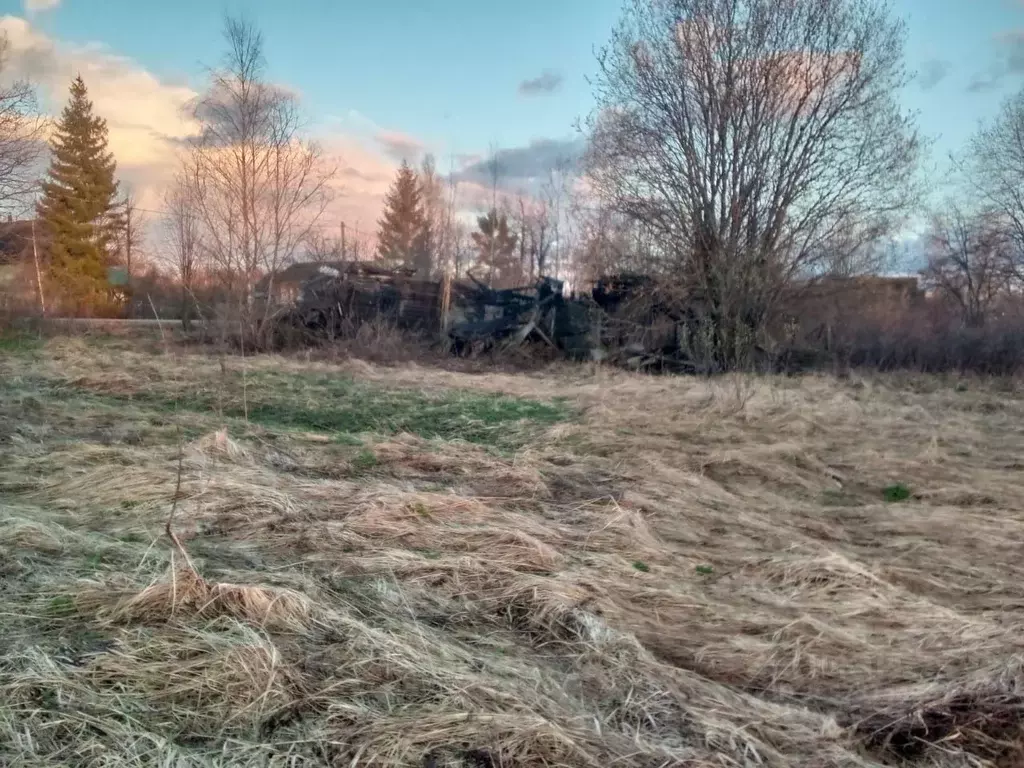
[184,17,334,333]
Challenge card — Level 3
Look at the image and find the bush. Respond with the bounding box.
[778,293,1024,376]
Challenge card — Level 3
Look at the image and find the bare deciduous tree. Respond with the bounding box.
[541,157,576,281]
[435,155,467,279]
[184,17,335,336]
[573,202,654,284]
[585,0,921,366]
[922,204,1009,328]
[115,188,146,315]
[418,154,447,277]
[960,89,1024,283]
[164,159,204,331]
[0,34,44,217]
[511,193,554,281]
[304,226,340,263]
[448,217,472,280]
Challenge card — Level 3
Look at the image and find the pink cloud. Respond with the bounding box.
[318,135,401,248]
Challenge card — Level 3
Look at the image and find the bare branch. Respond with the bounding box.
[921,203,1010,328]
[0,34,45,216]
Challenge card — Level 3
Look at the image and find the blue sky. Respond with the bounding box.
[16,0,1023,165]
[22,0,622,160]
[4,0,1024,240]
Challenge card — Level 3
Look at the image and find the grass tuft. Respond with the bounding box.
[79,569,314,632]
[883,483,913,503]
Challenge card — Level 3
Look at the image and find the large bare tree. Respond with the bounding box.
[585,0,921,365]
[511,193,554,281]
[418,154,448,277]
[184,17,334,333]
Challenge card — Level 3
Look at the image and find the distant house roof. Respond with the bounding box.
[254,260,417,296]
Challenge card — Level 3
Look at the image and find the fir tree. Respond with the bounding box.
[37,76,120,314]
[377,161,430,274]
[472,209,520,288]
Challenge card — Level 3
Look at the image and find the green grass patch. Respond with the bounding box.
[351,449,379,472]
[332,433,365,446]
[632,560,650,573]
[4,362,573,452]
[882,483,912,503]
[0,331,43,356]
[84,369,572,450]
[47,595,76,617]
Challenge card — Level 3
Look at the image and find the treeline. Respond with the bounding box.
[4,0,1024,373]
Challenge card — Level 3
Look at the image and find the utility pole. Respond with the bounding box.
[489,146,499,286]
[31,218,45,316]
[124,197,134,318]
[340,221,346,263]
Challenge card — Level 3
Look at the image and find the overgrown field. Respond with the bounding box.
[2,333,1024,767]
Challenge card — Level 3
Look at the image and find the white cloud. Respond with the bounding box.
[22,0,61,14]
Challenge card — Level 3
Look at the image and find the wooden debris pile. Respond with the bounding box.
[268,262,932,372]
[590,273,704,371]
[269,262,446,345]
[447,276,599,359]
[269,262,689,367]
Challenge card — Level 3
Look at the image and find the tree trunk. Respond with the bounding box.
[180,284,192,333]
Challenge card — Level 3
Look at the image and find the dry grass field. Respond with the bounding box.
[2,331,1024,767]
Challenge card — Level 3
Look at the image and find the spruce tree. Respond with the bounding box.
[37,76,120,314]
[377,161,430,274]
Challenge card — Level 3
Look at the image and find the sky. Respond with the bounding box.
[2,0,1024,249]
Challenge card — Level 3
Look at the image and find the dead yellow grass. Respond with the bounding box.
[2,337,1024,766]
[78,567,314,631]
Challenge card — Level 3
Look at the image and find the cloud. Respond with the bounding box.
[968,30,1024,91]
[917,59,951,91]
[23,0,60,13]
[453,137,584,189]
[518,70,563,96]
[374,130,425,164]
[445,138,584,218]
[313,135,402,248]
